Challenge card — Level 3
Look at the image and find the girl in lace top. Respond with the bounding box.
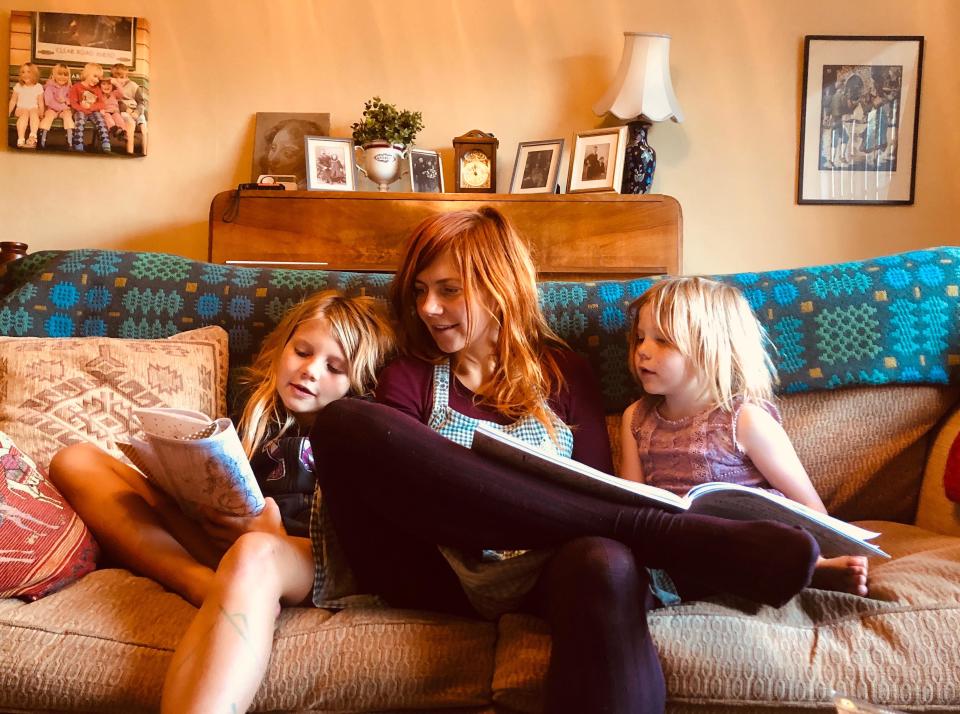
[620,276,869,597]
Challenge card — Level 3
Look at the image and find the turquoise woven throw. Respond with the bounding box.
[2,246,957,413]
[542,246,960,411]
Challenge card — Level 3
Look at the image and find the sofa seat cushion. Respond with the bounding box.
[0,569,498,713]
[493,521,960,713]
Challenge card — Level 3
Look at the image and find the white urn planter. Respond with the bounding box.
[356,140,405,191]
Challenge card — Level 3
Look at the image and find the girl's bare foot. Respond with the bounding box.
[810,555,868,596]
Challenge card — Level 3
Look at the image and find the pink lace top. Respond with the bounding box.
[629,396,780,497]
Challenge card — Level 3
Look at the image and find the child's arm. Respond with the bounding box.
[8,89,16,116]
[736,403,827,513]
[618,400,645,483]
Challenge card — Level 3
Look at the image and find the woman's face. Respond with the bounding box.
[265,126,302,175]
[413,251,498,358]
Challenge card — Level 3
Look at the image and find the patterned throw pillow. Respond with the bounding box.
[0,430,99,600]
[0,326,228,470]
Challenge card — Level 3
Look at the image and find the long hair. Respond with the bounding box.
[237,290,394,457]
[627,276,777,411]
[18,62,39,85]
[391,207,566,432]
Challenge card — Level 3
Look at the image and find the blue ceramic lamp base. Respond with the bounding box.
[621,120,656,194]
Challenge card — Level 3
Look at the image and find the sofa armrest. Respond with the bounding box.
[915,404,960,536]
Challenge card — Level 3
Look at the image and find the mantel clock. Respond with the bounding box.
[453,129,499,193]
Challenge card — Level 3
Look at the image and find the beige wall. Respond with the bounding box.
[1,0,956,273]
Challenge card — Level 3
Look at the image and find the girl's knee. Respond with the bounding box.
[49,442,108,487]
[218,532,286,586]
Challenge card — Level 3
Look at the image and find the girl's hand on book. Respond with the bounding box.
[199,497,286,549]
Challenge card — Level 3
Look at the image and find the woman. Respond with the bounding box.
[310,207,819,713]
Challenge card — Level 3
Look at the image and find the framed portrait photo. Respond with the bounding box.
[567,127,628,194]
[510,139,564,194]
[252,112,331,190]
[305,136,357,192]
[798,35,924,205]
[33,12,136,66]
[408,148,444,193]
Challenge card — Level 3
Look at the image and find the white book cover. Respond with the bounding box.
[119,407,265,518]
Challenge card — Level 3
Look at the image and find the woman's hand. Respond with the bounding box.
[198,497,286,551]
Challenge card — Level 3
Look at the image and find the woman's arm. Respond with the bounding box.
[736,403,827,513]
[619,401,644,483]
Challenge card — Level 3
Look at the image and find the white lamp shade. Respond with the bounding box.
[593,32,684,123]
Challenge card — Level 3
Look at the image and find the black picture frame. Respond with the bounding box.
[408,149,444,193]
[797,35,924,205]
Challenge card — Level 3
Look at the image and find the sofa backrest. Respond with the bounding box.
[2,246,958,522]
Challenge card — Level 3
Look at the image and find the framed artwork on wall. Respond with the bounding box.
[305,135,357,191]
[8,10,149,156]
[251,112,331,190]
[509,139,564,194]
[797,35,924,205]
[408,148,444,193]
[567,127,628,194]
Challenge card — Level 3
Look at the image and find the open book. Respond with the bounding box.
[118,407,265,518]
[471,423,888,559]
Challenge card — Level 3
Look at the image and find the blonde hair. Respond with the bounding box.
[80,63,103,83]
[18,63,39,84]
[237,290,394,457]
[627,276,777,411]
[392,207,566,433]
[49,63,70,84]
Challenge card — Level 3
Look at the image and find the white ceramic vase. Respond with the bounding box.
[356,141,405,191]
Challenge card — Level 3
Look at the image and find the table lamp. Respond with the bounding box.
[593,32,684,194]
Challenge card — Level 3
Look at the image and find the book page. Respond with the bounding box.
[471,423,686,512]
[685,483,888,558]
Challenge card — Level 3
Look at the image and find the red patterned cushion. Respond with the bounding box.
[0,431,99,600]
[944,430,960,503]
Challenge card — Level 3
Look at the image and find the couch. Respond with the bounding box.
[1,245,960,713]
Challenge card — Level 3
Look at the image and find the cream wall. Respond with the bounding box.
[1,0,956,273]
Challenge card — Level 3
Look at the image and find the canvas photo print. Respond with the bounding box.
[7,10,149,156]
[252,112,331,190]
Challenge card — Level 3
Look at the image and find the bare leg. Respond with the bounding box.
[810,555,868,596]
[49,443,223,606]
[27,108,40,141]
[15,109,28,144]
[161,533,314,714]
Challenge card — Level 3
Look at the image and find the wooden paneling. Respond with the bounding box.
[209,191,682,280]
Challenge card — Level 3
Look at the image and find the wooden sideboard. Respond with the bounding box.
[209,190,682,280]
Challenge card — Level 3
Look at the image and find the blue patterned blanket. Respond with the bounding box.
[1,247,957,413]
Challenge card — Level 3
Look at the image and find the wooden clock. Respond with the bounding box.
[453,129,499,193]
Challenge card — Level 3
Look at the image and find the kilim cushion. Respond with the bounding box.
[0,430,99,600]
[0,325,228,471]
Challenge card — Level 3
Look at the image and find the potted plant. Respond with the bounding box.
[352,96,424,191]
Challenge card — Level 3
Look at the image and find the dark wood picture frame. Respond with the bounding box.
[797,35,924,205]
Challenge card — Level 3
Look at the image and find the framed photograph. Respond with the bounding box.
[252,112,331,190]
[510,139,564,194]
[305,136,357,192]
[8,11,149,156]
[567,127,628,194]
[798,35,924,205]
[408,148,444,193]
[33,12,136,66]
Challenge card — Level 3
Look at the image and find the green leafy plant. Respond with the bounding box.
[351,96,424,149]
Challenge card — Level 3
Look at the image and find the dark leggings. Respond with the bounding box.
[310,399,818,713]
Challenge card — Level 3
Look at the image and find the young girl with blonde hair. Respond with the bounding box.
[51,290,393,610]
[8,62,43,148]
[621,276,868,596]
[38,63,75,149]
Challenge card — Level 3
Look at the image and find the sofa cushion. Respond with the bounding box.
[0,326,227,470]
[781,383,960,522]
[916,405,960,537]
[493,521,960,713]
[0,568,498,712]
[0,430,98,600]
